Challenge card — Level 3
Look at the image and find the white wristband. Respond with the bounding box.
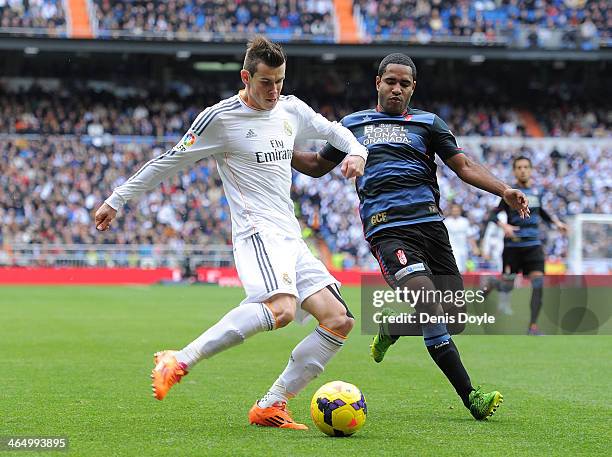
[348,145,368,161]
[105,192,125,211]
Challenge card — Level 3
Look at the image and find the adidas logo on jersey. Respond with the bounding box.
[246,129,257,138]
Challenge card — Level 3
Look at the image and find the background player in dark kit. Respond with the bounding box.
[485,156,568,334]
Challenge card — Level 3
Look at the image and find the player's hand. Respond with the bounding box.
[556,221,569,235]
[503,188,530,219]
[341,155,365,179]
[95,203,117,231]
[501,223,520,238]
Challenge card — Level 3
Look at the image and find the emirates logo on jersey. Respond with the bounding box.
[395,249,408,266]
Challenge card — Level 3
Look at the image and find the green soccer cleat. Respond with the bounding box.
[370,308,398,363]
[468,387,504,420]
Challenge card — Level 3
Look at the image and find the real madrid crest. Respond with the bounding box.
[283,120,293,136]
[282,272,293,285]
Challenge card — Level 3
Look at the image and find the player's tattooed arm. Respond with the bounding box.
[446,153,530,218]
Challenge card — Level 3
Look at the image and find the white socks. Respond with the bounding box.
[173,305,347,408]
[258,325,346,407]
[175,302,275,368]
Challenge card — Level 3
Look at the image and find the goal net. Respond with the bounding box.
[568,214,612,274]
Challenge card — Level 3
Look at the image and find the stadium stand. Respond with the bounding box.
[1,0,607,49]
[0,0,66,36]
[355,0,609,48]
[1,72,609,138]
[2,65,609,269]
[2,133,608,269]
[93,0,336,41]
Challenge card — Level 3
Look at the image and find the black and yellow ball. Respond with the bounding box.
[310,381,367,437]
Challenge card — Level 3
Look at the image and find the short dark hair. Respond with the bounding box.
[378,53,417,80]
[243,35,286,75]
[512,156,532,168]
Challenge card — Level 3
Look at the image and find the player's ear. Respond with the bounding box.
[375,75,381,91]
[240,69,251,86]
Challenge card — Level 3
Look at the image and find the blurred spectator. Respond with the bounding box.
[2,76,609,139]
[355,0,609,49]
[94,0,335,42]
[0,0,66,36]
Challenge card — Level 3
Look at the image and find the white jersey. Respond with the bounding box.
[444,216,471,254]
[106,94,367,241]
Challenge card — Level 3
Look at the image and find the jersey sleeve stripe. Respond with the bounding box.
[192,100,241,135]
[126,149,172,183]
[190,97,237,133]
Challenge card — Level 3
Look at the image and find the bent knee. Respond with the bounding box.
[274,307,296,328]
[266,294,297,328]
[321,312,354,337]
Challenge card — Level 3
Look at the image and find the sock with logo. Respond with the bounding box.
[424,323,474,408]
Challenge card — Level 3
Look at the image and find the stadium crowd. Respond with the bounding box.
[1,137,232,251]
[356,0,609,48]
[0,0,65,35]
[1,0,608,49]
[1,65,609,269]
[2,78,610,139]
[94,0,335,41]
[2,132,609,269]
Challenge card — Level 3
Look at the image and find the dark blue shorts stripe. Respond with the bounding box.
[255,234,278,290]
[251,235,272,293]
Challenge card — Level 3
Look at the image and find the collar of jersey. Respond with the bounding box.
[237,92,275,113]
[376,104,409,116]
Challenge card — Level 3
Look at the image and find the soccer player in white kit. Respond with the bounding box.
[94,36,368,430]
[443,204,477,273]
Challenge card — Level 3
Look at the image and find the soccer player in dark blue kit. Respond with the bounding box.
[291,53,530,420]
[485,156,568,334]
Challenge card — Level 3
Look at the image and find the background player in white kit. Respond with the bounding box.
[94,36,368,430]
[443,204,479,273]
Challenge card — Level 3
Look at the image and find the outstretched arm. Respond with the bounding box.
[541,208,569,234]
[446,153,530,218]
[95,110,223,231]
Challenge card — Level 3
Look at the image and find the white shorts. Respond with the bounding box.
[453,249,468,273]
[234,230,339,324]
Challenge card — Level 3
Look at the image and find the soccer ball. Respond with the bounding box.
[310,381,367,437]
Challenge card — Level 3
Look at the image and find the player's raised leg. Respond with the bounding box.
[151,299,279,400]
[249,285,354,430]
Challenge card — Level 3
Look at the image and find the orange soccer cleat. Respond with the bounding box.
[248,401,308,430]
[151,350,188,400]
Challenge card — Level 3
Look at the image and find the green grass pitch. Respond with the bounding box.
[1,285,610,456]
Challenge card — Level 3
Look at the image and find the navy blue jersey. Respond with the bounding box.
[491,185,552,248]
[320,107,463,239]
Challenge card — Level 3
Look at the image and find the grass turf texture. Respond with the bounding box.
[1,285,610,457]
